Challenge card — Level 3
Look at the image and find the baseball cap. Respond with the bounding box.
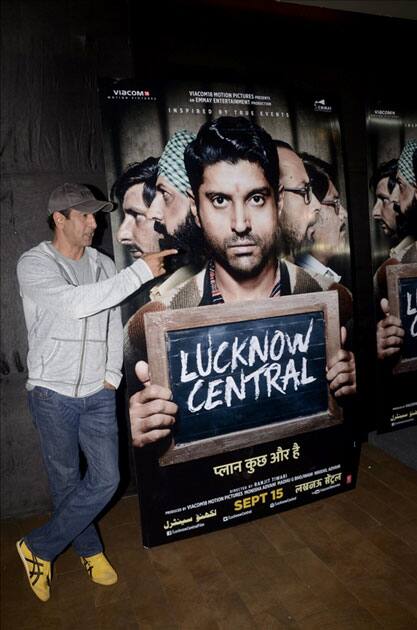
[48,183,114,215]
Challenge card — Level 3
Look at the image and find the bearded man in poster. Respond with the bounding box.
[377,139,417,361]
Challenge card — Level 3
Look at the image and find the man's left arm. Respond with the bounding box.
[326,326,356,398]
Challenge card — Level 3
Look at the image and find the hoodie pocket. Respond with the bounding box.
[41,338,80,383]
[83,340,107,382]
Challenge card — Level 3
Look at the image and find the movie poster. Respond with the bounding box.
[366,100,417,432]
[99,79,360,547]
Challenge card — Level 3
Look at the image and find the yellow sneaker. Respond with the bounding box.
[80,552,118,586]
[16,539,51,602]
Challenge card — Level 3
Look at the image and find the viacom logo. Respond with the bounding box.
[314,98,332,113]
[371,108,399,119]
[107,89,153,101]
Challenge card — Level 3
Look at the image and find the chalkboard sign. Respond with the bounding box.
[145,291,343,465]
[387,263,417,374]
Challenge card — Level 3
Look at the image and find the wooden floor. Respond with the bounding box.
[1,443,417,630]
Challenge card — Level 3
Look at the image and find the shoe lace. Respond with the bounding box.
[26,551,50,586]
[82,557,94,578]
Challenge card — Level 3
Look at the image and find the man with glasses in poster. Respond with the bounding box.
[274,141,321,261]
[295,153,349,284]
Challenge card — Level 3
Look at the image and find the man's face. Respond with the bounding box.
[311,180,348,261]
[116,183,161,261]
[193,160,281,278]
[155,175,191,237]
[372,177,398,237]
[278,148,320,254]
[396,173,417,216]
[60,209,96,249]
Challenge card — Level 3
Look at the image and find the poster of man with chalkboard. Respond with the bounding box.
[99,80,360,547]
[367,99,417,432]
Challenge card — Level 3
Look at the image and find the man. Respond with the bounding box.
[296,154,349,283]
[275,141,321,260]
[397,139,417,217]
[370,160,401,311]
[129,117,356,447]
[377,140,417,360]
[123,131,204,361]
[112,158,162,263]
[392,138,417,263]
[370,159,400,243]
[111,157,174,340]
[153,129,203,252]
[16,183,175,601]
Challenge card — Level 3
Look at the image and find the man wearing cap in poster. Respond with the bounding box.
[393,138,417,263]
[123,130,206,361]
[114,131,204,308]
[155,129,198,245]
[16,183,175,602]
[377,139,417,361]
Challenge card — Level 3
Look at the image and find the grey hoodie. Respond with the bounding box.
[17,242,153,397]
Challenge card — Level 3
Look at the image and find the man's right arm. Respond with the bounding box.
[17,249,175,320]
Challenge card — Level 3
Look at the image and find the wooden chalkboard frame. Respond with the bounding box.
[387,263,417,375]
[145,290,343,466]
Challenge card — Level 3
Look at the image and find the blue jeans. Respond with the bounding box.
[25,386,120,562]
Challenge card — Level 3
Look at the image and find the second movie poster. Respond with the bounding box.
[99,79,360,547]
[366,99,417,432]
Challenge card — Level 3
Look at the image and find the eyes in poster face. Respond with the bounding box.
[372,177,399,237]
[193,160,281,276]
[278,148,321,253]
[117,183,162,260]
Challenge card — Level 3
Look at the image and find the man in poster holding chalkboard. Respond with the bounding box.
[129,117,356,447]
[373,141,417,430]
[377,140,417,361]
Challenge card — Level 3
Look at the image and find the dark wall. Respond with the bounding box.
[0,0,133,518]
[1,0,416,518]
